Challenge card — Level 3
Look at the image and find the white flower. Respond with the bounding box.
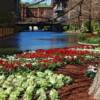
[48,57,53,60]
[31,51,36,53]
[88,65,96,69]
[73,56,77,59]
[64,56,72,59]
[26,58,32,61]
[68,56,72,59]
[64,56,68,59]
[32,62,37,66]
[88,65,97,73]
[7,56,15,61]
[21,63,26,67]
[92,69,97,73]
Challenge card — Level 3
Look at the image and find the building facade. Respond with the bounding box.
[20,4,28,21]
[29,6,53,22]
[20,3,54,22]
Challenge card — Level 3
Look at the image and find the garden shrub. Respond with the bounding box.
[78,32,86,41]
[43,26,50,31]
[79,21,100,44]
[85,37,100,44]
[81,21,100,34]
[63,25,70,31]
[0,48,22,56]
[81,21,93,33]
[92,21,100,35]
[64,24,79,31]
[69,24,76,31]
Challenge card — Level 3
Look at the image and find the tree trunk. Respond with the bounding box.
[89,64,100,100]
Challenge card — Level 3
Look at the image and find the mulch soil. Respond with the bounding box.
[56,65,94,100]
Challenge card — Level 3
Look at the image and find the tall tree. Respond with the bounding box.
[89,64,100,100]
[63,0,100,31]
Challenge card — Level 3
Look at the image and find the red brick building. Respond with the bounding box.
[29,4,53,22]
[20,3,54,22]
[20,4,29,21]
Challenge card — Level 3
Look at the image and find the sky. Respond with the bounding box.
[21,0,51,4]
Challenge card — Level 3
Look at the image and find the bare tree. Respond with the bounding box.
[62,0,100,30]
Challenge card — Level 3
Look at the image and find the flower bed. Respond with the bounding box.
[0,70,72,100]
[0,45,100,100]
[0,46,94,72]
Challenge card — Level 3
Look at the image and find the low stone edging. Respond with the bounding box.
[78,42,100,46]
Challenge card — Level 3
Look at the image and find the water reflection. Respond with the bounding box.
[0,31,78,50]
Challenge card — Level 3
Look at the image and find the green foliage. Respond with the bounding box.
[85,71,96,79]
[79,21,100,44]
[43,26,50,31]
[79,36,100,44]
[81,21,100,34]
[64,24,79,31]
[48,62,62,70]
[94,47,100,54]
[92,21,100,34]
[0,48,22,56]
[69,24,78,31]
[0,70,73,100]
[49,89,59,100]
[81,21,93,33]
[63,57,83,65]
[84,37,100,44]
[78,32,86,41]
[63,25,70,31]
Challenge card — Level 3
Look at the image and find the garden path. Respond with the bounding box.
[56,65,94,100]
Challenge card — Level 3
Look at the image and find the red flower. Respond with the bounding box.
[25,63,32,69]
[4,62,14,71]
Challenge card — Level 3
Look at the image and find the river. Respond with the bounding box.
[0,31,78,50]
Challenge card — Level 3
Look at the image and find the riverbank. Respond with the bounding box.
[78,32,100,45]
[78,42,100,46]
[65,30,80,34]
[66,30,100,45]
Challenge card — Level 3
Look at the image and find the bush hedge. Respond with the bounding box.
[0,48,22,56]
